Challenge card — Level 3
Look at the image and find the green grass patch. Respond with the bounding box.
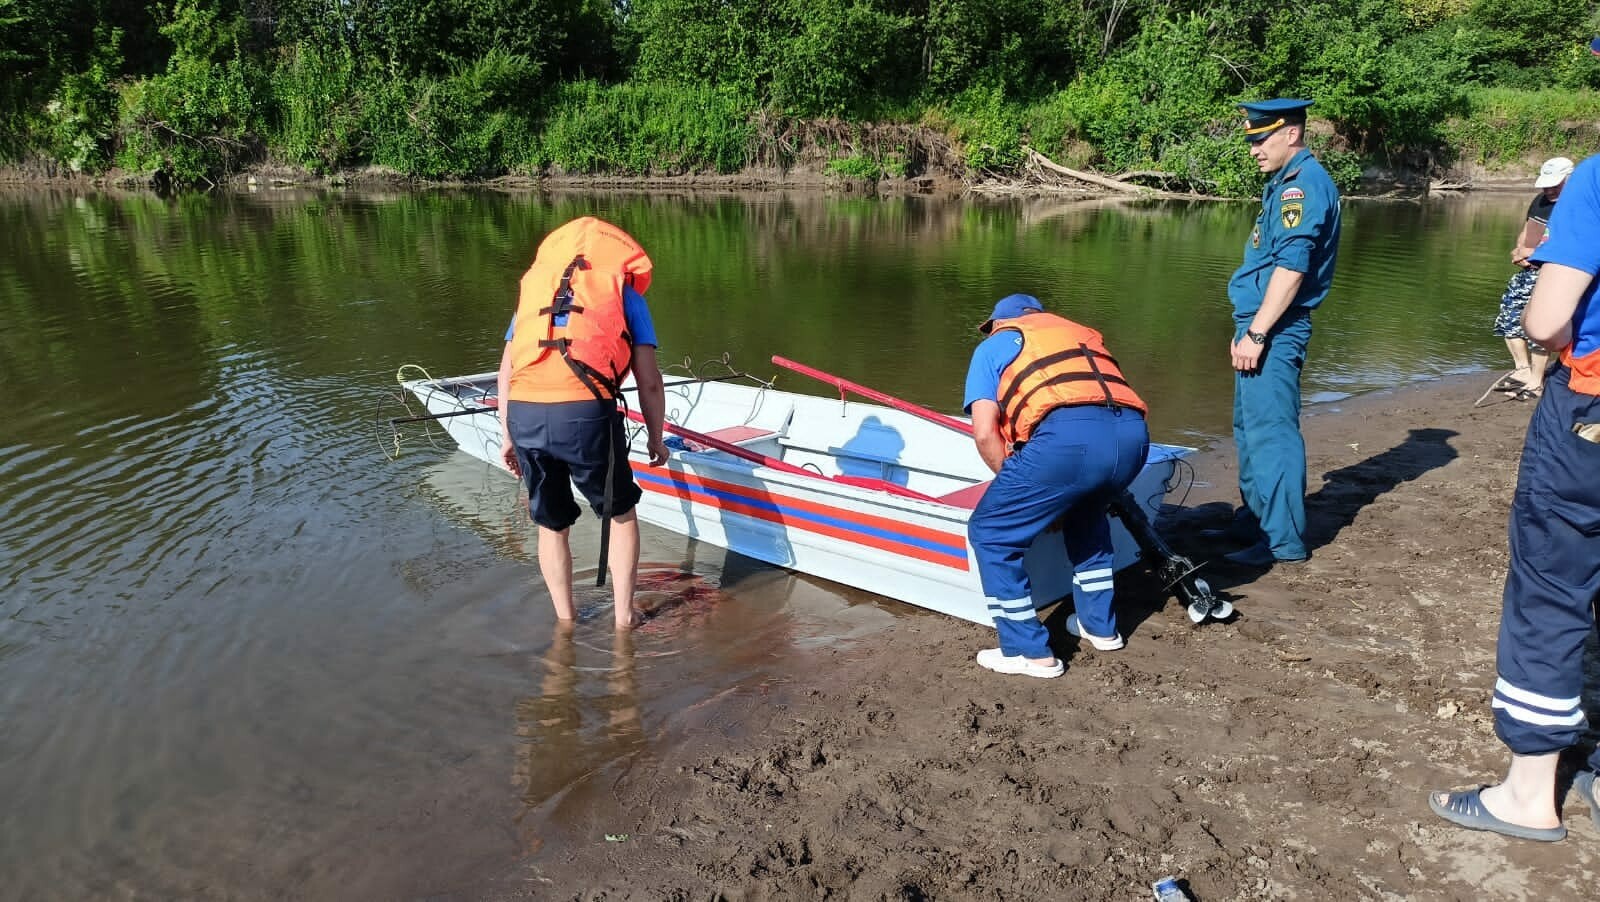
[1442,87,1600,168]
[823,154,881,179]
[533,81,754,176]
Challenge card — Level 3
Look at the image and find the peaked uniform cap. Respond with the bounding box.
[1240,98,1313,142]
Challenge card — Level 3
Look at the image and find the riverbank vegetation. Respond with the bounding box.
[2,1,1597,195]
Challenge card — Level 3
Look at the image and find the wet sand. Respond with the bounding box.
[486,373,1599,901]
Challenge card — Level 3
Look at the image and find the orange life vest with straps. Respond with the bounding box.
[506,217,653,404]
[994,313,1147,444]
[1562,345,1600,396]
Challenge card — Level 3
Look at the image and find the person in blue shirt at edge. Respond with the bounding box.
[1218,98,1343,569]
[963,294,1151,679]
[497,216,669,631]
[1429,153,1600,842]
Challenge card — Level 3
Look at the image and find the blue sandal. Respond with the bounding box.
[1574,771,1600,829]
[1428,786,1567,842]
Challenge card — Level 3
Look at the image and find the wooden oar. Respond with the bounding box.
[623,410,940,502]
[772,355,974,436]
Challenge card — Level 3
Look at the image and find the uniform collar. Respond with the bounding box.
[1269,147,1313,187]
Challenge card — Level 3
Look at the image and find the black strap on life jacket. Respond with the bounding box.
[999,344,1131,424]
[997,345,1121,412]
[533,254,633,403]
[538,255,588,318]
[1079,342,1117,409]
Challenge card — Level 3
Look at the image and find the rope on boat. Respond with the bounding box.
[394,362,439,387]
[384,354,775,462]
[632,354,775,446]
[381,362,479,460]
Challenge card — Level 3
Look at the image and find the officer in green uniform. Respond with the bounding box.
[1222,98,1343,567]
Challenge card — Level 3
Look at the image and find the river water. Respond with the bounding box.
[0,187,1533,898]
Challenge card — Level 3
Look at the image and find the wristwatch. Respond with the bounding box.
[1245,329,1268,345]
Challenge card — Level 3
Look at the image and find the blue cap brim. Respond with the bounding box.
[1591,36,1600,56]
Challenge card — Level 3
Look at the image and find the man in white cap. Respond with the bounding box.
[1490,157,1574,401]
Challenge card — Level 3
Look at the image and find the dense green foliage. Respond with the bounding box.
[1,0,1597,193]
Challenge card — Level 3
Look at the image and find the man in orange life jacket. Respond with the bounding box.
[963,294,1151,678]
[497,217,669,630]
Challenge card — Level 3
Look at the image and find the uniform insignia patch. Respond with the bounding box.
[1251,225,1260,248]
[1281,202,1303,229]
[1280,187,1305,201]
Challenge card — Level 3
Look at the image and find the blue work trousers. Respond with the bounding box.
[968,406,1150,659]
[1233,314,1312,560]
[1493,366,1600,764]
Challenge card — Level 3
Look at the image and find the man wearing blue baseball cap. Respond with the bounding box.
[1219,98,1343,568]
[962,294,1151,678]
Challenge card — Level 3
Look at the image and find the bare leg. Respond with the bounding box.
[537,525,576,621]
[1438,752,1562,830]
[1526,347,1551,391]
[608,509,643,629]
[609,629,642,742]
[1504,338,1532,383]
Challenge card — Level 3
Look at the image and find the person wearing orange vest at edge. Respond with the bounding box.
[497,217,669,630]
[963,294,1150,678]
[1429,152,1600,842]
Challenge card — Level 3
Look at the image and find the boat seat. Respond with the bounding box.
[699,425,776,445]
[666,424,779,454]
[935,480,990,510]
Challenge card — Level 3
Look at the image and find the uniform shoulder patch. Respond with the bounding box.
[1280,187,1305,201]
[1281,202,1303,229]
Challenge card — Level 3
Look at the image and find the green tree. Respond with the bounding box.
[117,0,267,184]
[1252,0,1468,152]
[0,0,26,67]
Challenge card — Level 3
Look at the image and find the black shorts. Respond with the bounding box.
[504,400,642,531]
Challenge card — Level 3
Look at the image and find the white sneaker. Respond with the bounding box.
[975,647,1064,678]
[1065,614,1125,651]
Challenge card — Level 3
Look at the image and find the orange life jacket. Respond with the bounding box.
[1563,346,1600,396]
[506,217,654,403]
[994,313,1147,444]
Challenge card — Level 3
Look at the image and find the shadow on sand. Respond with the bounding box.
[1036,427,1463,657]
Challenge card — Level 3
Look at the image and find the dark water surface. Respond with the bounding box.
[0,188,1531,898]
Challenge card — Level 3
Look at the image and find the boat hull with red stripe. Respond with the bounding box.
[401,371,1190,626]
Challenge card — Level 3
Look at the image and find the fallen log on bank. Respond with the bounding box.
[968,148,1214,200]
[1024,149,1150,194]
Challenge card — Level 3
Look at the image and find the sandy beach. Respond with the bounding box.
[456,372,1595,901]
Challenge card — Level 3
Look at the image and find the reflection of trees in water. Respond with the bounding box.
[4,187,1537,455]
[510,625,643,851]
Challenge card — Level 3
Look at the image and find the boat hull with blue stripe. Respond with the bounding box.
[401,372,1191,626]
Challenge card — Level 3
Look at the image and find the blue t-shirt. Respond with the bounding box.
[1530,154,1600,361]
[504,283,658,347]
[1227,147,1342,319]
[963,330,1025,413]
